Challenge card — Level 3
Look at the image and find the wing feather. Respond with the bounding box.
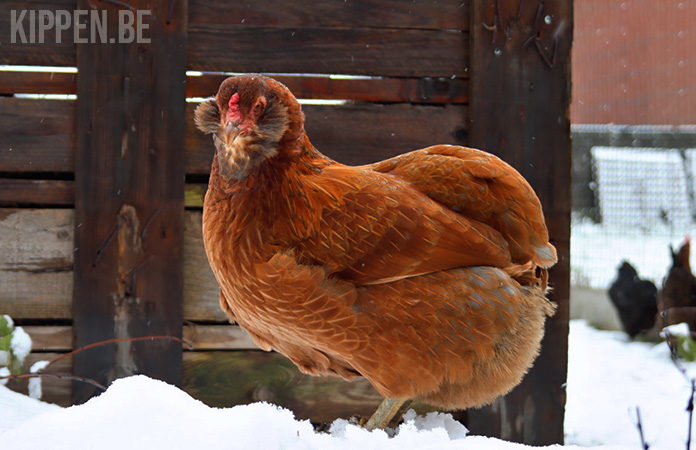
[368,145,557,268]
[291,165,512,286]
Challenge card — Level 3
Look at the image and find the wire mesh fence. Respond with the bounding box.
[571,126,696,290]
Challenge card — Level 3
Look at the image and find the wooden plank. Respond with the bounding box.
[184,184,206,208]
[466,0,572,445]
[189,0,470,31]
[0,0,77,67]
[0,209,73,320]
[0,97,75,173]
[0,71,468,103]
[187,74,469,104]
[23,326,74,351]
[183,211,227,322]
[12,349,441,421]
[187,102,469,174]
[0,181,205,208]
[72,0,187,403]
[24,324,259,351]
[0,71,76,95]
[12,350,385,418]
[1,98,467,174]
[0,0,469,68]
[182,351,384,423]
[0,209,224,322]
[0,178,73,206]
[188,26,467,77]
[183,325,257,350]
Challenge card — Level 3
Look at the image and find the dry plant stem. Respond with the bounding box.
[364,398,413,431]
[0,335,192,393]
[687,379,694,450]
[635,407,650,450]
[2,372,107,391]
[663,329,695,450]
[44,335,193,370]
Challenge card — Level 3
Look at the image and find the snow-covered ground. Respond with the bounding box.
[1,321,692,450]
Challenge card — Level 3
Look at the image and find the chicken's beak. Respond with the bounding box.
[222,120,241,147]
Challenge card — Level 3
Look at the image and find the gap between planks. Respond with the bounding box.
[0,72,469,104]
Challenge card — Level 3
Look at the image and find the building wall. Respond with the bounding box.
[572,0,696,125]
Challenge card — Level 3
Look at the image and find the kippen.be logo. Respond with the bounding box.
[10,10,151,44]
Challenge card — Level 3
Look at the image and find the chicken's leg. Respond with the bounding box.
[364,398,414,431]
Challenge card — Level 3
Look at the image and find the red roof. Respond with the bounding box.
[572,0,696,125]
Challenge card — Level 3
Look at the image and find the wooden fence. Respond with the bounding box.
[0,0,571,445]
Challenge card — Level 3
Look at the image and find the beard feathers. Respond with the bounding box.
[195,98,291,180]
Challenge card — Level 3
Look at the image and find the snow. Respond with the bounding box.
[0,379,60,433]
[565,321,694,449]
[2,314,14,329]
[27,360,50,400]
[663,322,691,338]
[10,326,32,367]
[1,321,692,449]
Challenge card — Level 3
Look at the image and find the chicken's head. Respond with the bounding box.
[194,74,305,180]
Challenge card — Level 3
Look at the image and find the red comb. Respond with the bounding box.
[228,93,240,109]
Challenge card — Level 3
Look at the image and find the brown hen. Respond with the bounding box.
[195,74,557,429]
[658,237,696,330]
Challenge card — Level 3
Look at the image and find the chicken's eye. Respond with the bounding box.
[252,99,266,116]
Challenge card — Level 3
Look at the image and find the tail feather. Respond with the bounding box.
[503,262,551,292]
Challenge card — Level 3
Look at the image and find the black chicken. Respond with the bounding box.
[608,261,658,338]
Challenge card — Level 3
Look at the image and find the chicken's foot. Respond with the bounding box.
[363,398,413,431]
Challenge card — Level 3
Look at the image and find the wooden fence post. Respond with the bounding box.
[467,0,572,445]
[72,0,187,403]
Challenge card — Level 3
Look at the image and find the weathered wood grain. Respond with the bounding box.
[466,0,572,445]
[9,352,73,407]
[0,0,77,67]
[1,0,470,71]
[183,325,258,350]
[0,182,205,209]
[23,324,259,351]
[0,97,75,173]
[2,98,467,174]
[0,71,468,104]
[187,74,469,104]
[0,178,73,206]
[12,350,386,420]
[71,0,187,402]
[182,351,384,423]
[22,326,74,351]
[188,26,468,77]
[187,102,469,173]
[183,211,227,322]
[0,209,73,319]
[0,209,224,322]
[0,71,76,95]
[0,181,207,209]
[189,0,469,31]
